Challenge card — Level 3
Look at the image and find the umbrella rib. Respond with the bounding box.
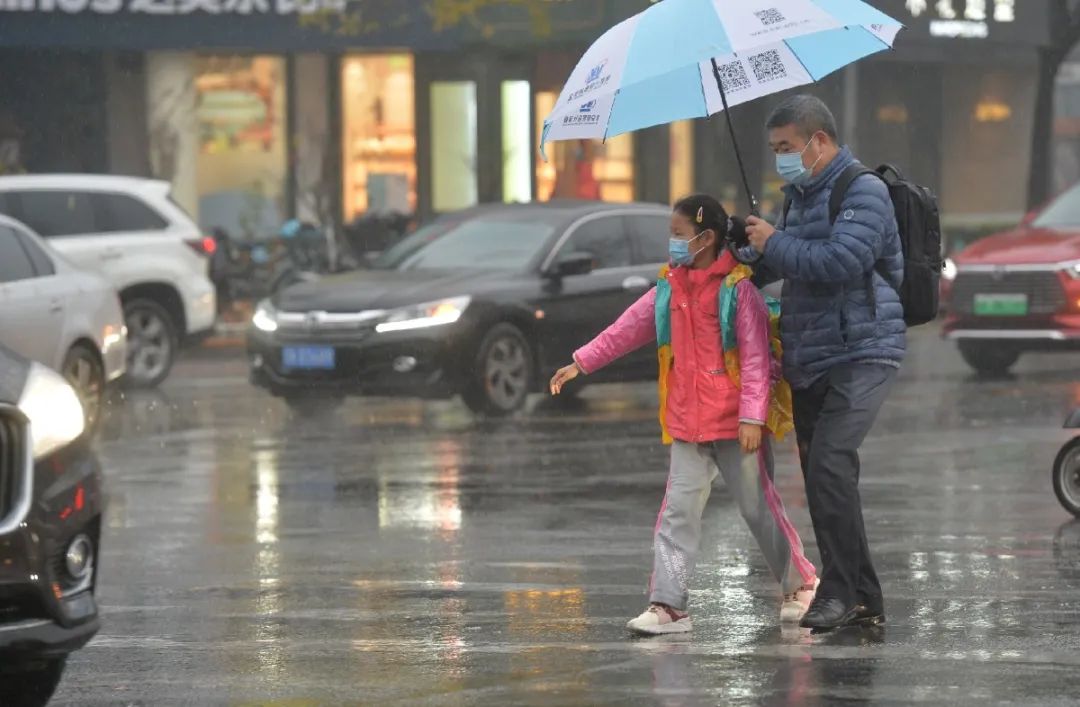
[601,89,619,144]
[782,38,818,83]
[696,62,711,120]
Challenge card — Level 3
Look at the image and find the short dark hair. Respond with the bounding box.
[765,94,838,141]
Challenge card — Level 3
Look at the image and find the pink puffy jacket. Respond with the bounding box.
[573,253,773,443]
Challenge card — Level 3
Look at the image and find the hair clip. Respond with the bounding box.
[696,206,704,224]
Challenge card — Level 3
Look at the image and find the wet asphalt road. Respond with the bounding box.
[50,326,1080,706]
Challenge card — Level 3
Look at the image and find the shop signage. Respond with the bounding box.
[0,0,346,14]
[0,0,645,50]
[869,0,1049,45]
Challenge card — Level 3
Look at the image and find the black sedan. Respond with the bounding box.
[248,201,674,415]
[0,346,103,706]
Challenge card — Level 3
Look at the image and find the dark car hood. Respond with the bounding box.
[273,268,518,312]
[956,227,1080,265]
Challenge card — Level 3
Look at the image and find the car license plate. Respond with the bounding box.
[282,345,335,370]
[973,293,1029,316]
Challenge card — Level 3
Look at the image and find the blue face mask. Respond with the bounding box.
[668,232,705,267]
[776,134,822,186]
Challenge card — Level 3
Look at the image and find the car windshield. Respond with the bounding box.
[1032,182,1080,229]
[369,220,452,270]
[395,215,557,271]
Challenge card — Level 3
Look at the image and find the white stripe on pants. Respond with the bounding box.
[648,439,815,611]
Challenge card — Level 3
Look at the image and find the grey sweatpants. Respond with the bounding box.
[648,439,817,611]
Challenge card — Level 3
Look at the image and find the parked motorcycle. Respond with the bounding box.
[1052,407,1080,517]
[209,224,317,308]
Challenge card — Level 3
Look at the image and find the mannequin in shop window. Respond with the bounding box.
[552,140,601,201]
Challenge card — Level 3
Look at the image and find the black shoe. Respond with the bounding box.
[799,596,858,631]
[853,603,886,626]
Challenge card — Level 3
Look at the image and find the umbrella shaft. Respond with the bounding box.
[710,58,758,218]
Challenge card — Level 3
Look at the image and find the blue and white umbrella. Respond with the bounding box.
[540,0,902,159]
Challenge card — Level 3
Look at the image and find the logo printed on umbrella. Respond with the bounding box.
[586,60,608,84]
[569,59,611,102]
[563,99,602,126]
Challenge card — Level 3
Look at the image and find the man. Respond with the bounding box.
[745,94,905,631]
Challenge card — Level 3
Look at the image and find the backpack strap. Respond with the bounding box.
[828,162,889,315]
[828,163,878,225]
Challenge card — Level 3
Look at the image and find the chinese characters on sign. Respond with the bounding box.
[902,0,1017,38]
[904,0,1014,23]
[0,0,345,14]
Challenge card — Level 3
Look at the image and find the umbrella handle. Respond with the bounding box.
[710,58,759,218]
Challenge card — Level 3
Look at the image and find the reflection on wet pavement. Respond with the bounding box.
[52,328,1080,705]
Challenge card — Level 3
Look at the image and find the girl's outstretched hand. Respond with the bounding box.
[550,362,582,395]
[739,422,763,454]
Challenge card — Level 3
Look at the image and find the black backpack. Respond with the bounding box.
[783,163,943,327]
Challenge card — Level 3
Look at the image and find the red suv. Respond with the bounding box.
[943,183,1080,376]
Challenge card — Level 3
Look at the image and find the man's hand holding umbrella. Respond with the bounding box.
[746,216,776,254]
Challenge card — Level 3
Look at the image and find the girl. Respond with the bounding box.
[550,195,818,636]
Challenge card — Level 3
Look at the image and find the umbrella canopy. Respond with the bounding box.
[540,0,902,155]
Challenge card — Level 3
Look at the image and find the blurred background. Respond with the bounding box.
[0,0,1071,257]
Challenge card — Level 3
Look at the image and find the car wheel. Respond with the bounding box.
[1054,438,1080,518]
[0,658,66,707]
[463,323,534,417]
[957,341,1019,377]
[282,392,345,416]
[123,298,178,389]
[62,344,105,435]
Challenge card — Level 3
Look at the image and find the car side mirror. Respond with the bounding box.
[548,252,594,279]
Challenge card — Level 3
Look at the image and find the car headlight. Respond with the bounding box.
[19,363,85,460]
[375,296,471,334]
[252,299,279,333]
[1063,260,1080,280]
[943,257,958,282]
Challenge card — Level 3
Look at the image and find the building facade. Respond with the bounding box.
[0,0,1055,246]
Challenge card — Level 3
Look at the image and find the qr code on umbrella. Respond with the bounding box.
[754,8,786,26]
[715,60,751,93]
[749,49,788,83]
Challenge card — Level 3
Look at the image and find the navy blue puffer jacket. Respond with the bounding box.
[757,147,906,390]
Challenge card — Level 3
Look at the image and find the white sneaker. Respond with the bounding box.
[781,579,820,623]
[626,604,693,635]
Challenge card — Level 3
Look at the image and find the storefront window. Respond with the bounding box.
[501,80,533,204]
[535,90,634,203]
[431,81,478,212]
[195,56,287,239]
[941,66,1031,219]
[669,120,693,203]
[342,55,416,220]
